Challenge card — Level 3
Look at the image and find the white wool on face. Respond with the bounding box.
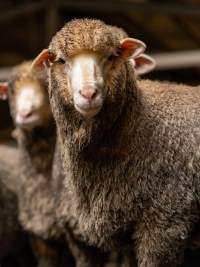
[71,53,98,92]
[69,53,106,118]
[16,86,42,114]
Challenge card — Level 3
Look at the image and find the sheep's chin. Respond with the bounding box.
[15,113,42,130]
[75,104,101,119]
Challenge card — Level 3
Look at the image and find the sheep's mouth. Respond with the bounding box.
[75,103,102,118]
[16,113,41,129]
[73,89,104,118]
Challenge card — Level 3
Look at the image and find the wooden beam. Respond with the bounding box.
[152,50,200,70]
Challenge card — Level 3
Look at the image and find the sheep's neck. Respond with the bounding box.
[55,70,143,243]
[18,121,56,175]
[17,121,59,238]
[60,77,142,189]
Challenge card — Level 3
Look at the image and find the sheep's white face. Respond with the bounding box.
[12,81,50,130]
[15,85,41,128]
[66,52,108,118]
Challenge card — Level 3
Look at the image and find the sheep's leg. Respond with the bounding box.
[135,221,192,267]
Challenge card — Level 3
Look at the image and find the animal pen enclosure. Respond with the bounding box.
[1,1,200,267]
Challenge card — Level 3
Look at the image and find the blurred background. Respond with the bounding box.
[1,0,200,139]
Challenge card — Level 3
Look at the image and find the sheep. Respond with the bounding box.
[0,61,56,234]
[32,18,200,267]
[31,23,155,267]
[0,61,74,267]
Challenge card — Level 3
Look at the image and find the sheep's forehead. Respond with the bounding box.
[50,19,120,57]
[15,82,46,110]
[17,86,39,104]
[10,61,44,95]
[12,77,43,98]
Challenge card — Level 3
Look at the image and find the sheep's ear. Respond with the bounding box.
[119,38,146,59]
[0,82,8,100]
[132,54,156,75]
[31,49,55,71]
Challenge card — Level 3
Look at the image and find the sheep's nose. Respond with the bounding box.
[19,110,33,118]
[79,87,97,101]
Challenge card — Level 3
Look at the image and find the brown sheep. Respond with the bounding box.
[0,62,74,267]
[46,23,150,267]
[32,18,200,267]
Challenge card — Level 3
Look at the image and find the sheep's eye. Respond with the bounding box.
[57,58,66,64]
[107,54,114,62]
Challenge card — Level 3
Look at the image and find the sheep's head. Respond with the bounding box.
[32,19,146,120]
[0,62,51,130]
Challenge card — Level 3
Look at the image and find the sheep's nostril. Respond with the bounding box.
[79,88,97,101]
[19,110,33,118]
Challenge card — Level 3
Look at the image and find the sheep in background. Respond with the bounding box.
[32,18,200,267]
[0,61,56,235]
[0,61,73,267]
